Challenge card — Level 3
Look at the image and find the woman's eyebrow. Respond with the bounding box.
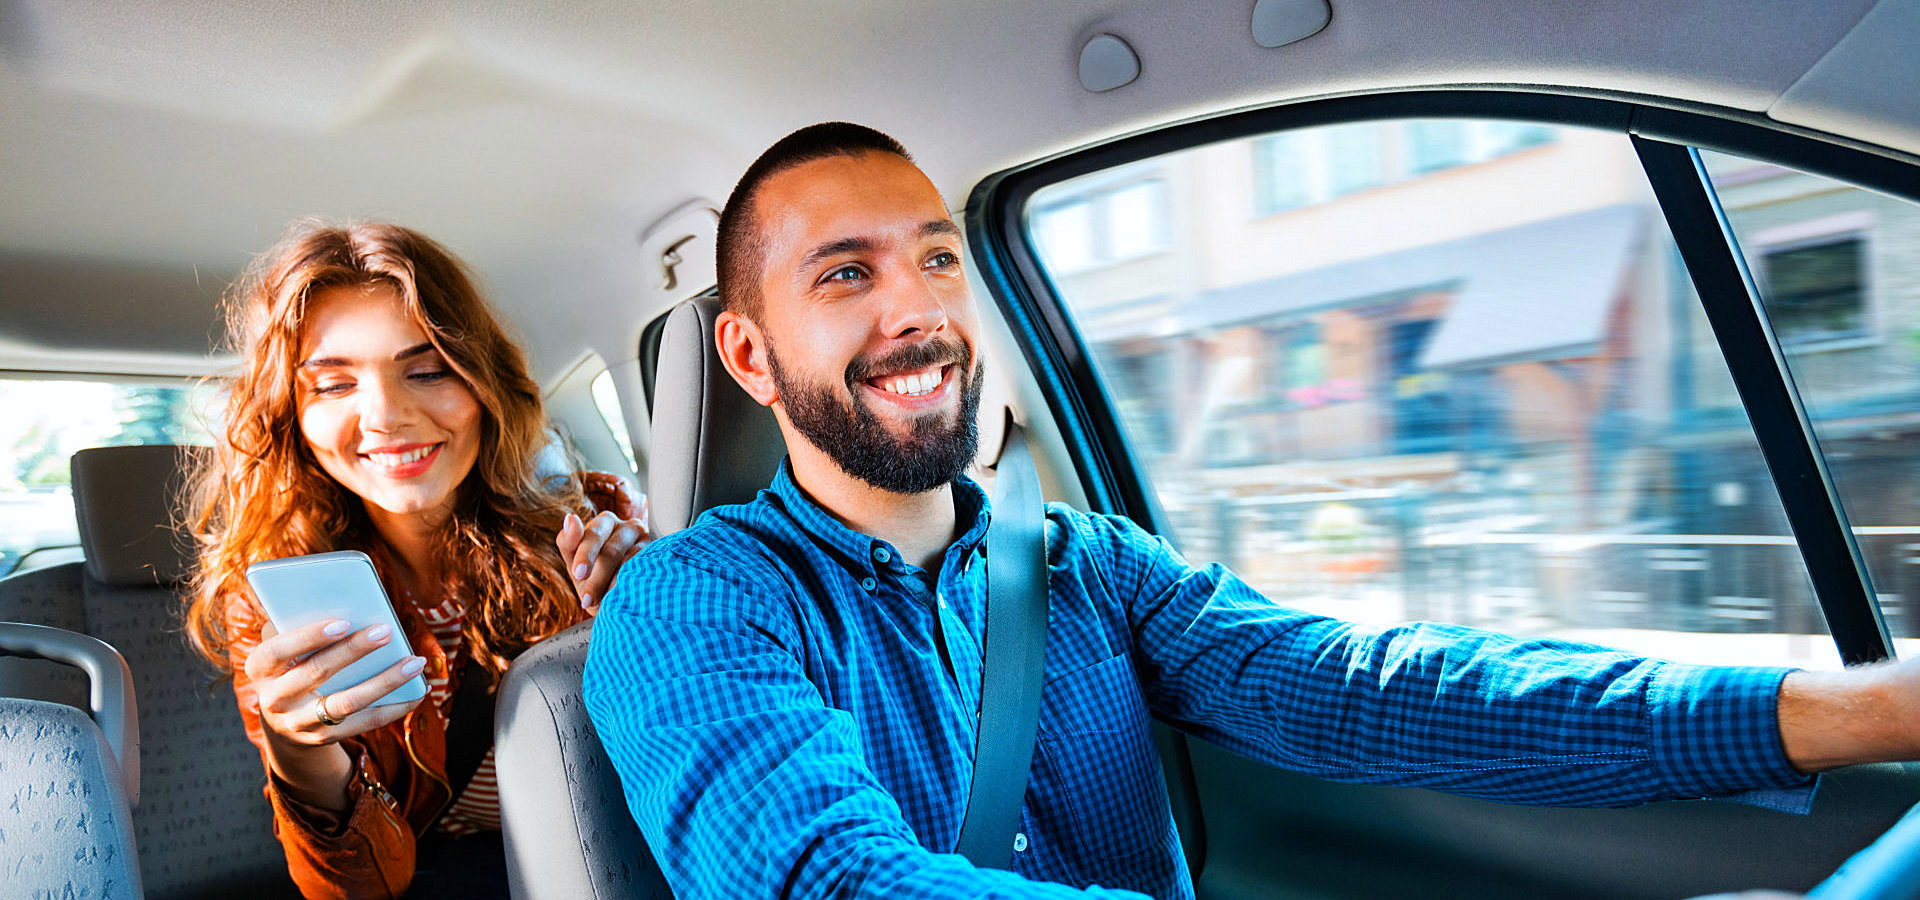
[298,342,435,369]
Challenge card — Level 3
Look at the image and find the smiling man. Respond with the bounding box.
[583,123,1920,900]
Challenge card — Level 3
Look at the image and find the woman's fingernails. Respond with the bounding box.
[367,624,392,642]
[575,563,591,580]
[579,592,594,608]
[402,656,426,675]
[322,620,351,637]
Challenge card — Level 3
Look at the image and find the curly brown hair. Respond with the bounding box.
[185,219,588,679]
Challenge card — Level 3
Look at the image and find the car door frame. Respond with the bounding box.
[963,86,1920,898]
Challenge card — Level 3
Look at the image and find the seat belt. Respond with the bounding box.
[443,659,494,803]
[954,423,1050,869]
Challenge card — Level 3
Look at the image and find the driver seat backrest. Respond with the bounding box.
[645,294,787,537]
[0,445,294,899]
[496,295,784,899]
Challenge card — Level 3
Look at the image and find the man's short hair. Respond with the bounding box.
[716,122,913,320]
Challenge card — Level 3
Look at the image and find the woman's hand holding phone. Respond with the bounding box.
[247,618,427,745]
[243,618,427,811]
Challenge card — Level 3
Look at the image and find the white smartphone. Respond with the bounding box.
[245,550,428,707]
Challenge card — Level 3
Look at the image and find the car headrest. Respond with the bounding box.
[70,444,197,587]
[648,295,785,537]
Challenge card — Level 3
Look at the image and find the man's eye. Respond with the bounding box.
[824,265,866,283]
[926,251,960,269]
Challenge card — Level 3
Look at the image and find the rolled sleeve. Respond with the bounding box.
[1648,663,1817,812]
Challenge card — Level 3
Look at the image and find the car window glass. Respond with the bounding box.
[1704,152,1920,649]
[590,368,639,474]
[0,376,220,575]
[1023,118,1896,669]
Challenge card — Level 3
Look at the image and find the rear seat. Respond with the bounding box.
[0,445,296,899]
[0,622,145,899]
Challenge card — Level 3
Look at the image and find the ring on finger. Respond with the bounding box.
[314,693,345,727]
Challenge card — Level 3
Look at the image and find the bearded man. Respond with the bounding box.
[583,122,1920,900]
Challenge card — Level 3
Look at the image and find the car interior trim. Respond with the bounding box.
[1632,136,1895,665]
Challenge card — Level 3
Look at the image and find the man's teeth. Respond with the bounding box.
[881,370,941,397]
[368,446,434,466]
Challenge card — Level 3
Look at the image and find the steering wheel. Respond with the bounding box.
[1806,802,1920,900]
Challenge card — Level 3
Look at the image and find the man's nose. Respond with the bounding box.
[877,266,950,340]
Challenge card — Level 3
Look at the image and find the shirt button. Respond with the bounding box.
[873,547,891,563]
[860,576,877,592]
[1013,832,1028,853]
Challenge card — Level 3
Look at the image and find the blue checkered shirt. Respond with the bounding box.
[584,462,1812,899]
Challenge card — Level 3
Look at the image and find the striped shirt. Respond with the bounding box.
[418,595,500,836]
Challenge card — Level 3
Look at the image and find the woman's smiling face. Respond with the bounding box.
[295,282,483,526]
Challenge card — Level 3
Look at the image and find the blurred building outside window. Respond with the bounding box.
[1254,120,1557,215]
[1028,119,1920,671]
[1031,177,1171,273]
[1755,228,1871,348]
[1707,153,1920,645]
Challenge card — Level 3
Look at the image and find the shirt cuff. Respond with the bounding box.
[1646,663,1816,809]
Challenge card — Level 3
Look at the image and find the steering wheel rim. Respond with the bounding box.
[1806,801,1920,900]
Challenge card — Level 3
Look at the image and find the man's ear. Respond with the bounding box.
[714,310,779,407]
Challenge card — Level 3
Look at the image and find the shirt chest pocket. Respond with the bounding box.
[1035,653,1172,865]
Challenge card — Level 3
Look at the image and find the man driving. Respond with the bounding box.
[584,122,1920,899]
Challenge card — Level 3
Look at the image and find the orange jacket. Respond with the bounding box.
[224,473,638,899]
[229,602,491,899]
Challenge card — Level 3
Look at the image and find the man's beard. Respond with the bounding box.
[768,337,984,494]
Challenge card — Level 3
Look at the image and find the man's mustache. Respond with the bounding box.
[844,338,972,387]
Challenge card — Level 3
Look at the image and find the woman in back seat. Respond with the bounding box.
[182,220,648,900]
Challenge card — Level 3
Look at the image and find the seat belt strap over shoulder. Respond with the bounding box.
[954,423,1050,869]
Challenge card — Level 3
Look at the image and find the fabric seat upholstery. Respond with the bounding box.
[496,621,672,900]
[0,697,145,898]
[496,295,785,899]
[0,445,296,899]
[0,622,144,899]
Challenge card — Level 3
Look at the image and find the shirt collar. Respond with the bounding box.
[766,457,993,574]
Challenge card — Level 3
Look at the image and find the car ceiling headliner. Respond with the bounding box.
[1,0,1913,382]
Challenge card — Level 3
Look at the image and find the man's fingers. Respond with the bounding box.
[243,618,353,681]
